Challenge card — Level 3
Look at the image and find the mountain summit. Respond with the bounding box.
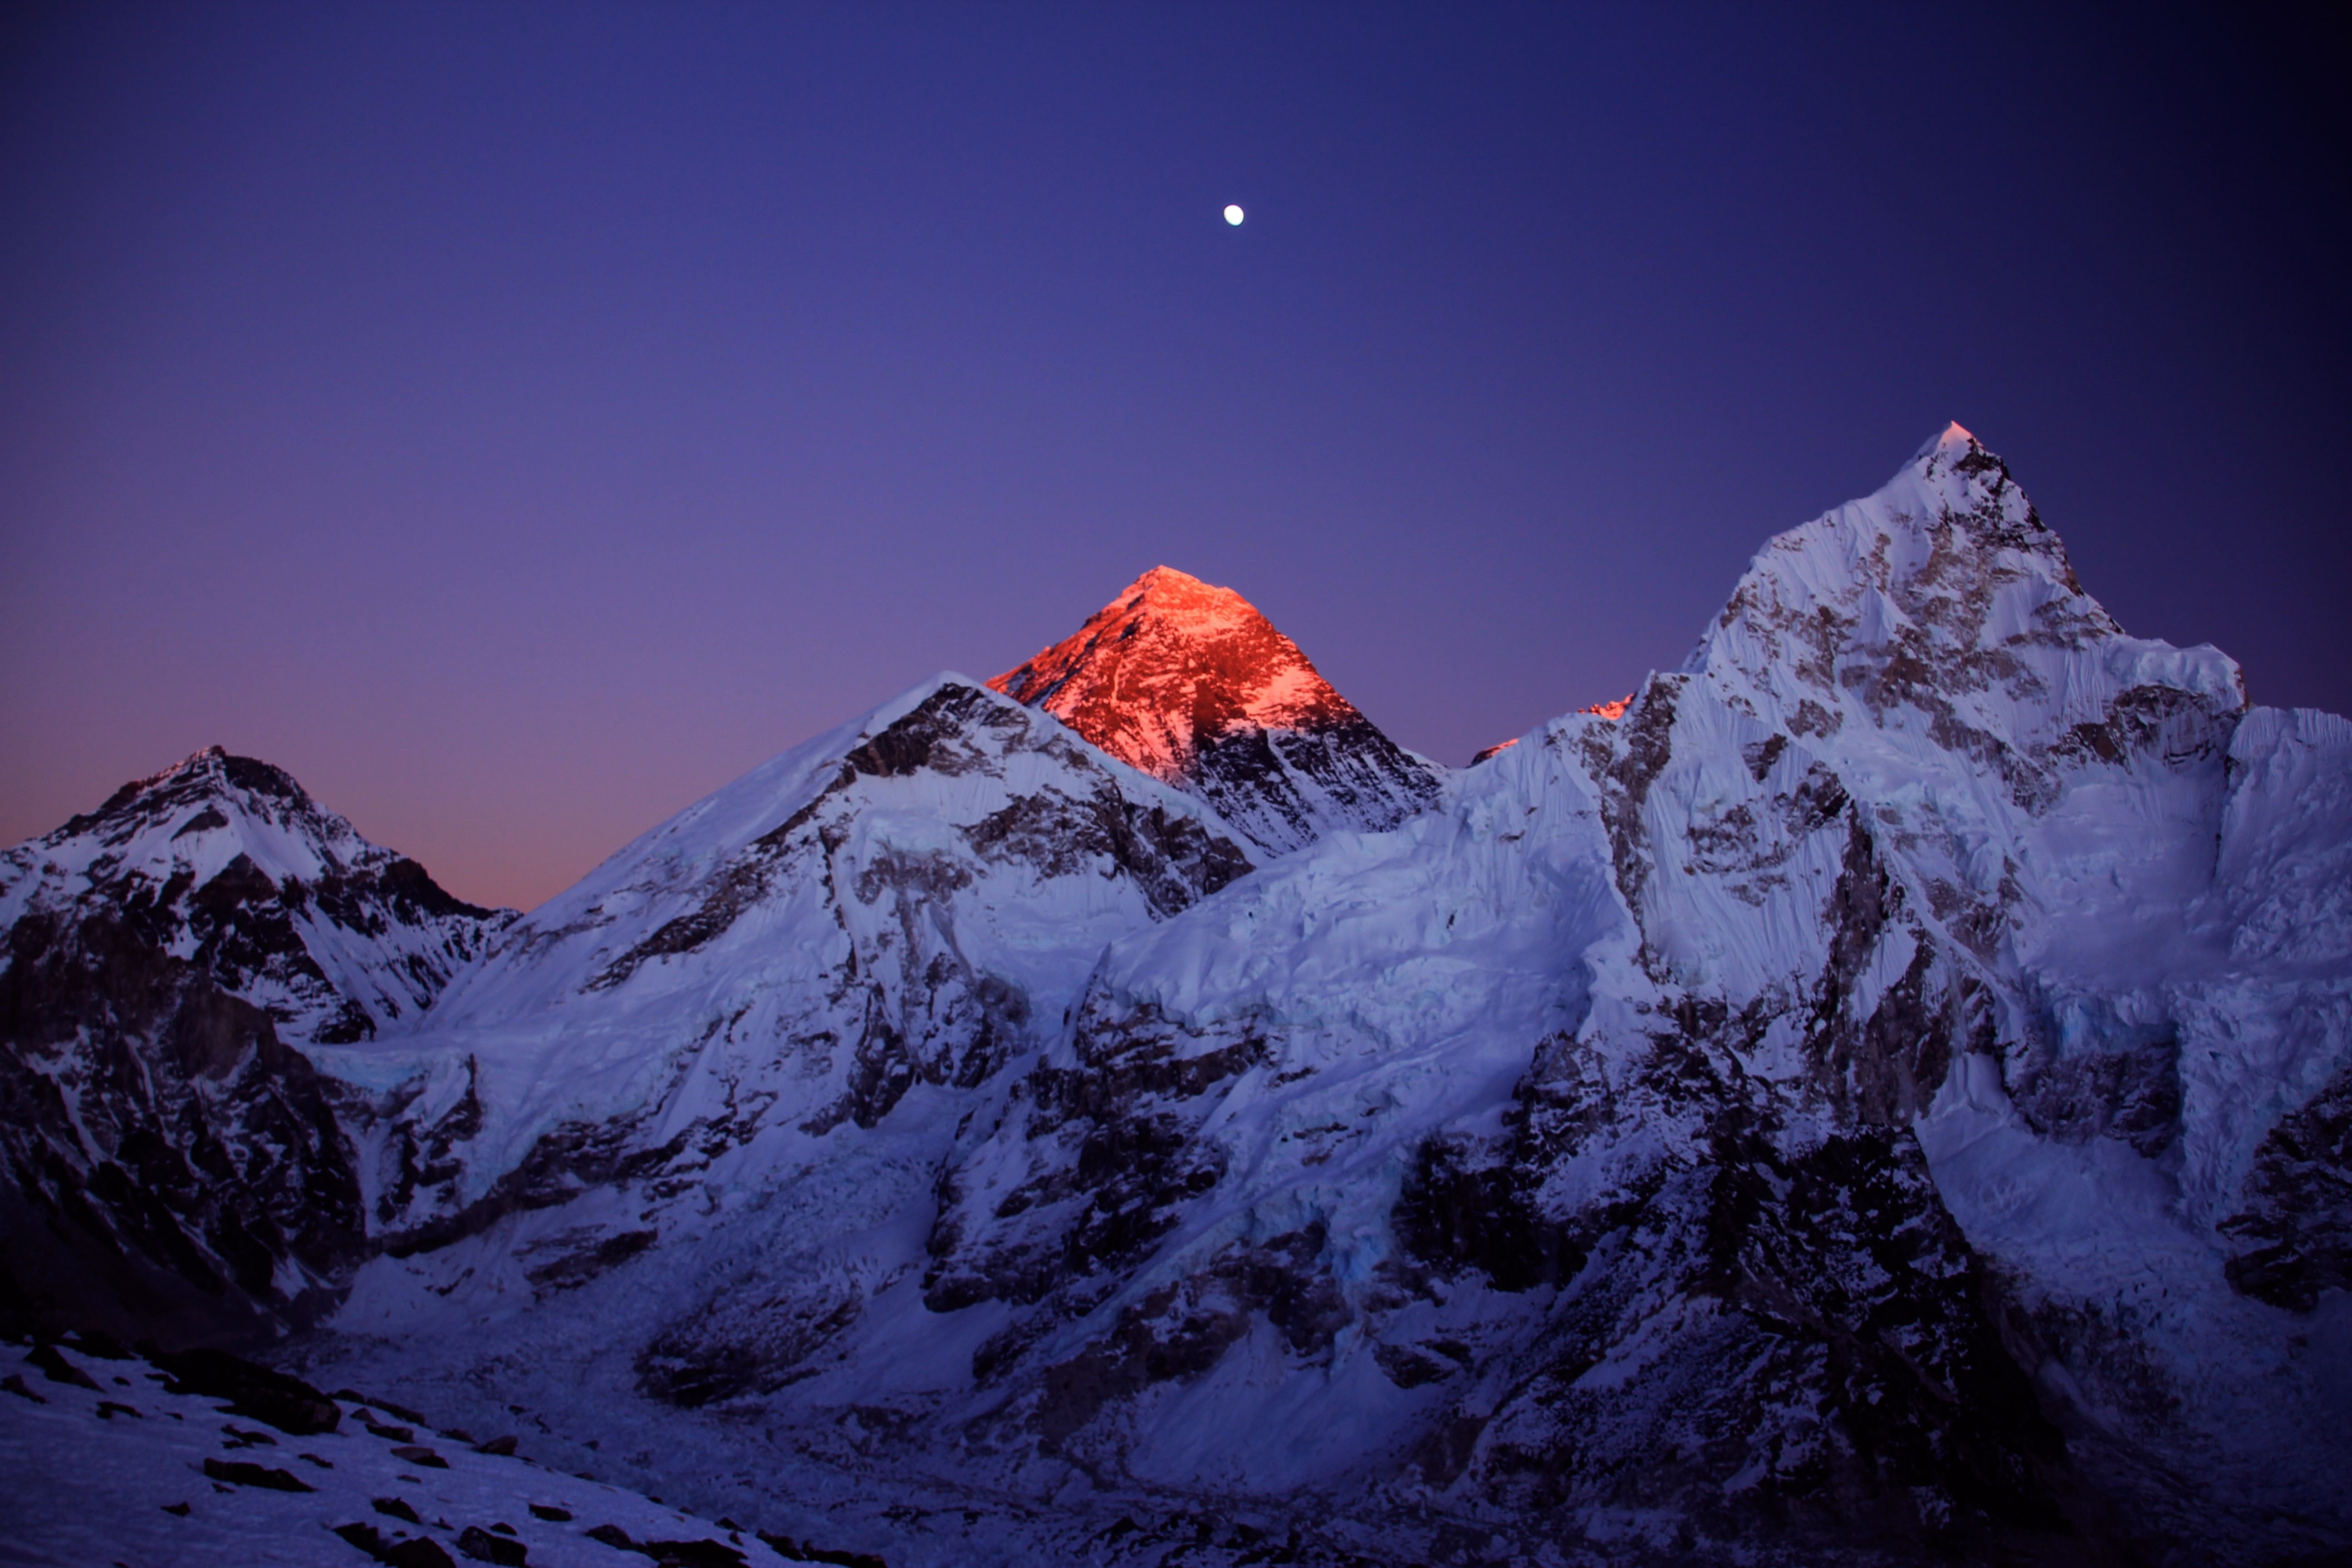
[1,744,506,1048]
[989,566,1357,776]
[989,566,1444,853]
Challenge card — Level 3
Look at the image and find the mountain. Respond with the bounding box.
[6,431,2349,1565]
[918,425,2351,1558]
[989,565,1445,855]
[314,678,1255,1324]
[0,747,509,1345]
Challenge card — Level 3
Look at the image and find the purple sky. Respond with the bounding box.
[5,4,2346,911]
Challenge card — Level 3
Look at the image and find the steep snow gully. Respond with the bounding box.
[4,427,2347,1566]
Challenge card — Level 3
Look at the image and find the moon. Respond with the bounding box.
[1223,204,1245,226]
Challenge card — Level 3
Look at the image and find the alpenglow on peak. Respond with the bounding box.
[988,565,1445,856]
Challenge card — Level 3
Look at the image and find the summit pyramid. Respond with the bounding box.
[990,566,1445,855]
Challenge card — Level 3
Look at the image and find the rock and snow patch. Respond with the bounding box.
[0,1337,848,1567]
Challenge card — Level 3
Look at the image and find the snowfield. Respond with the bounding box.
[0,1337,841,1568]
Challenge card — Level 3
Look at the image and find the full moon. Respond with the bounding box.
[1223,204,1245,226]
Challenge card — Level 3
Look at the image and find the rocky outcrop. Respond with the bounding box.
[2222,1062,2352,1311]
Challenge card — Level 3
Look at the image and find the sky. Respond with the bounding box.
[3,2,2345,911]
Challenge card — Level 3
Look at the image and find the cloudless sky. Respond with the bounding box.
[4,2,2345,909]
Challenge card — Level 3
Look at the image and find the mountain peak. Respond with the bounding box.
[990,568,1444,854]
[1913,419,1977,461]
[989,567,1361,782]
[64,747,311,839]
[1686,427,2243,810]
[1127,563,1211,593]
[1106,566,1259,636]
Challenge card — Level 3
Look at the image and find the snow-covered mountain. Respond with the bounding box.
[914,426,2350,1558]
[317,677,1254,1277]
[990,565,1446,855]
[5,429,2348,1565]
[0,748,509,1345]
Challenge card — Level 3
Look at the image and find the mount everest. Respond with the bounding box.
[3,426,2347,1565]
[988,564,1444,857]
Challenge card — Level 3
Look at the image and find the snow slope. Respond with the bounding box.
[298,679,1257,1402]
[0,1334,834,1567]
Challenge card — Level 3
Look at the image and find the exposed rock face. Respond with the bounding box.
[0,748,509,1343]
[990,566,1444,855]
[2223,1061,2352,1310]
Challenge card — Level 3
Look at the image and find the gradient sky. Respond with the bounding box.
[4,3,2345,910]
